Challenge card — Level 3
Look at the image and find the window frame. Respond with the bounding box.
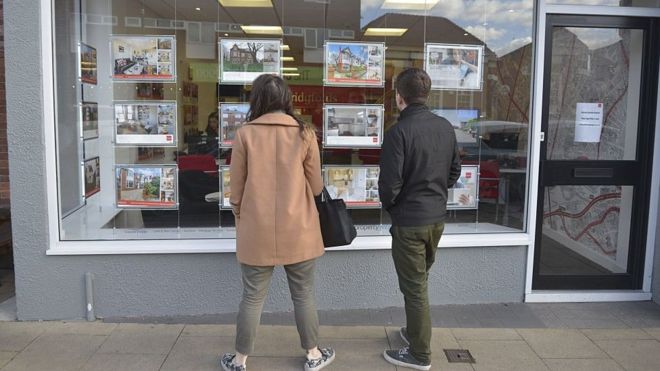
[42,0,536,255]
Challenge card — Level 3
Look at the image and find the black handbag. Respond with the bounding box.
[315,187,357,247]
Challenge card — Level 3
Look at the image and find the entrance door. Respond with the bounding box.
[533,15,659,290]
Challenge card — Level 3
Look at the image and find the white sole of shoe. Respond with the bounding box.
[383,350,431,371]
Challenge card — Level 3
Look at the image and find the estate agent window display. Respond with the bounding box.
[52,0,532,244]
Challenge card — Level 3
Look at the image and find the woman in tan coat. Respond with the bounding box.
[221,75,335,371]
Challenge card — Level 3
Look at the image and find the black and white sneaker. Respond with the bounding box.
[304,347,336,371]
[383,347,431,371]
[400,326,410,345]
[220,353,246,371]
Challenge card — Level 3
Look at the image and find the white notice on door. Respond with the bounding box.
[574,102,604,143]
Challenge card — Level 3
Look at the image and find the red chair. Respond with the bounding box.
[177,154,217,173]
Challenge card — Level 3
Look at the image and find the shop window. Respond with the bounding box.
[53,0,534,241]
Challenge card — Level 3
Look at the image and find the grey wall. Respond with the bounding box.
[653,196,660,304]
[5,0,526,320]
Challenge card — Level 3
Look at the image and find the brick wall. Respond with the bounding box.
[0,0,8,206]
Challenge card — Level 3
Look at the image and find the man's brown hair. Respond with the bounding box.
[395,68,431,105]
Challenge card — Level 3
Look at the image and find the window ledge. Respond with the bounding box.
[46,232,531,255]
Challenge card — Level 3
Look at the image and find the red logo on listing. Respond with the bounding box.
[372,138,378,142]
[465,172,472,178]
[166,135,173,141]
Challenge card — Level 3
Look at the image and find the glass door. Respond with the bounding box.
[533,15,659,290]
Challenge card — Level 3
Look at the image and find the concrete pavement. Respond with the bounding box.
[1,322,660,369]
[2,301,660,370]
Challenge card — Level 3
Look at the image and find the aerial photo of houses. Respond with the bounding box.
[325,42,384,86]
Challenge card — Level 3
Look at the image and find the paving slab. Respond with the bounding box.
[517,329,608,359]
[644,327,660,340]
[97,324,183,354]
[17,333,106,355]
[595,339,660,371]
[251,325,304,357]
[556,317,630,329]
[581,328,653,341]
[45,321,117,335]
[247,356,308,370]
[0,351,16,368]
[326,338,395,371]
[81,353,166,371]
[181,324,234,337]
[160,336,231,371]
[458,340,549,371]
[452,328,521,341]
[319,325,386,339]
[543,358,624,371]
[0,322,46,351]
[3,334,105,371]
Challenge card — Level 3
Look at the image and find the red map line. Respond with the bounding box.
[543,192,621,219]
[597,41,630,159]
[549,33,577,158]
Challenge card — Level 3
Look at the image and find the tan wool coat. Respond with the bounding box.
[229,112,324,266]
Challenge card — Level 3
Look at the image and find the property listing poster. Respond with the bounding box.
[324,104,383,148]
[447,165,479,210]
[83,157,100,198]
[114,102,177,146]
[79,42,97,85]
[111,36,175,81]
[324,42,385,86]
[218,39,281,84]
[219,103,249,147]
[115,166,177,208]
[425,44,483,90]
[220,166,231,209]
[323,166,380,208]
[81,101,99,140]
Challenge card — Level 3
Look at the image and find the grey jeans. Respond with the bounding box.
[235,258,319,354]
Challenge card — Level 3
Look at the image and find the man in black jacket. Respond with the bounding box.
[380,68,461,370]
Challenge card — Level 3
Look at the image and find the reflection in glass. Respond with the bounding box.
[546,27,642,161]
[540,185,633,276]
[55,0,534,241]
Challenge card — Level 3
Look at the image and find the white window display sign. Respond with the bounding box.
[574,102,604,143]
[323,166,381,208]
[219,166,231,209]
[218,38,282,84]
[115,165,178,209]
[110,35,176,81]
[324,41,385,87]
[424,43,483,91]
[447,165,479,210]
[80,101,99,140]
[323,104,384,148]
[114,101,177,146]
[219,103,249,147]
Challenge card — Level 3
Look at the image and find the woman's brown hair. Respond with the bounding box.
[246,74,314,139]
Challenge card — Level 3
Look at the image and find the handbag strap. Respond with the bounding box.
[322,186,333,202]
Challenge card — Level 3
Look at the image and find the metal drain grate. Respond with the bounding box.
[444,349,475,363]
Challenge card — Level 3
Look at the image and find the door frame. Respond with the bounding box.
[524,3,660,302]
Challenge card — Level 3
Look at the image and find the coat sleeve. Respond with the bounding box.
[229,128,247,217]
[303,138,323,196]
[378,127,405,211]
[447,137,462,189]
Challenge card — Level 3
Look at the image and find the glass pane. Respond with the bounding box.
[546,27,642,161]
[55,0,534,241]
[539,185,633,275]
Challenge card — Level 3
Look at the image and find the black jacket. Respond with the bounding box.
[378,104,461,226]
